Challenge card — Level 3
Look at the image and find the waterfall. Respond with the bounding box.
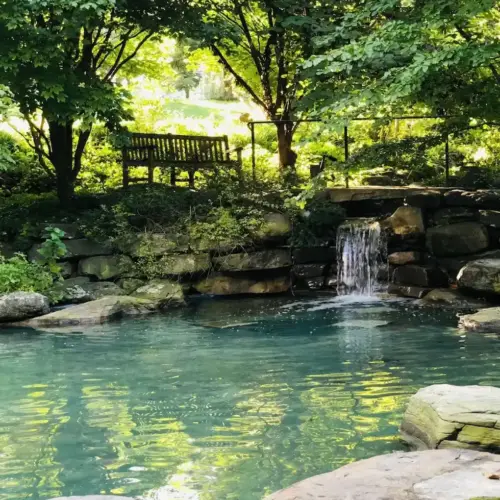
[336,220,386,297]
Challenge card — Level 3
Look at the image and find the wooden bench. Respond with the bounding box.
[122,133,243,188]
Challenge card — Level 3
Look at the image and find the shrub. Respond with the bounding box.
[0,255,55,296]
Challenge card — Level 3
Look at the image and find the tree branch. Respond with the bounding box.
[210,44,268,111]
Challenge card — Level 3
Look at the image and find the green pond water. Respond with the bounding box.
[1,295,500,500]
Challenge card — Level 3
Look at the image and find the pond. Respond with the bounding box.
[1,295,500,500]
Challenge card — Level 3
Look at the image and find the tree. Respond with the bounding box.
[0,0,197,206]
[171,41,202,99]
[304,0,500,128]
[202,0,341,168]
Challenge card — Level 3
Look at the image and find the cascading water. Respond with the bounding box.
[336,219,387,297]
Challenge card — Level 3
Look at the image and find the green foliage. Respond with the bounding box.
[0,255,54,296]
[36,227,68,275]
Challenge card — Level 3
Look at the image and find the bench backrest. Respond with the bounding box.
[124,133,231,164]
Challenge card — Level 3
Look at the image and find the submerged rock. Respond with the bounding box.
[195,275,290,295]
[266,449,500,500]
[426,222,489,257]
[400,384,500,452]
[22,296,157,327]
[420,288,486,309]
[459,307,500,332]
[0,292,50,323]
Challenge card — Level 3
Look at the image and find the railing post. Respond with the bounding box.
[445,135,450,186]
[344,125,349,188]
[249,122,256,182]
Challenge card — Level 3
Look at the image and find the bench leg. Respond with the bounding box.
[148,165,154,184]
[123,164,129,188]
[170,167,176,186]
[189,169,195,189]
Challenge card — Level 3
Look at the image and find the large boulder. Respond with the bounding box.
[0,292,50,323]
[405,190,442,209]
[155,254,211,275]
[438,249,500,278]
[22,296,157,327]
[384,206,425,236]
[401,384,500,452]
[459,307,500,332]
[392,265,448,288]
[426,222,489,257]
[78,255,133,280]
[117,278,146,294]
[195,275,291,295]
[213,249,292,272]
[52,277,92,304]
[480,209,500,228]
[132,280,185,307]
[445,189,500,209]
[80,282,126,300]
[457,258,500,294]
[265,449,500,500]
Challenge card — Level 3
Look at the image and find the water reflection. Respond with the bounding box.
[0,297,499,500]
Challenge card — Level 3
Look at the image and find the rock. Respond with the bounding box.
[457,258,500,294]
[36,223,83,240]
[59,261,74,279]
[78,255,133,280]
[445,189,500,209]
[401,384,500,452]
[213,249,292,271]
[326,186,447,203]
[0,292,50,323]
[117,278,146,294]
[132,280,185,307]
[305,277,326,290]
[431,207,478,226]
[393,265,448,288]
[29,239,112,261]
[293,264,327,279]
[253,213,292,242]
[265,449,500,500]
[480,209,500,228]
[406,190,442,209]
[292,246,335,264]
[426,222,489,257]
[155,254,211,275]
[459,307,500,332]
[195,275,291,295]
[0,242,16,259]
[22,296,157,327]
[387,284,431,299]
[117,232,189,257]
[52,277,92,304]
[80,282,126,300]
[421,289,486,309]
[384,206,425,236]
[438,249,500,278]
[388,251,422,266]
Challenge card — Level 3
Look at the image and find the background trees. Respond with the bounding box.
[0,0,198,206]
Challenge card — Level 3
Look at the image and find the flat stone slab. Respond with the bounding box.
[401,384,500,451]
[325,186,450,203]
[266,449,500,500]
[459,307,500,332]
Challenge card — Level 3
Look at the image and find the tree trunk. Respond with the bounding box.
[185,88,190,99]
[48,121,75,208]
[276,122,296,168]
